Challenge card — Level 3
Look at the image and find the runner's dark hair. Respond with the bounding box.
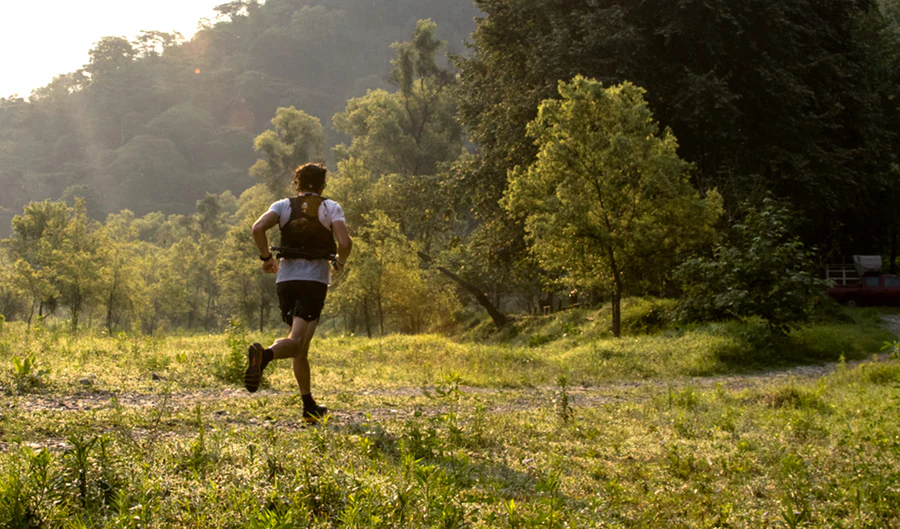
[293,163,327,193]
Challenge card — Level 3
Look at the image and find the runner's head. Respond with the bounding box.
[293,163,327,194]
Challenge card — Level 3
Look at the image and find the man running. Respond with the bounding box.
[246,163,352,422]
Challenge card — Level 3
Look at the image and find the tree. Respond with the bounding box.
[215,184,279,332]
[11,259,57,326]
[133,30,184,59]
[6,200,69,324]
[100,211,147,333]
[332,19,507,327]
[333,19,464,244]
[330,212,459,335]
[249,106,325,195]
[504,77,722,337]
[51,199,104,332]
[83,36,159,148]
[0,251,24,322]
[676,199,830,334]
[139,243,191,334]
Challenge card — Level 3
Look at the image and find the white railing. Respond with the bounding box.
[825,264,859,286]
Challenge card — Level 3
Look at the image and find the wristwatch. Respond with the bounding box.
[259,253,273,262]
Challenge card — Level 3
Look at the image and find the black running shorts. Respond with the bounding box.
[277,280,329,325]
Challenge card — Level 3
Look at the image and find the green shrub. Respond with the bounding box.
[676,199,829,334]
[700,318,776,366]
[763,386,826,411]
[859,362,900,385]
[528,332,554,348]
[621,298,677,335]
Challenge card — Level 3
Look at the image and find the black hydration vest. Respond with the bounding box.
[278,195,337,260]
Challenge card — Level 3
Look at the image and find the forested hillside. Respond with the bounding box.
[0,0,479,233]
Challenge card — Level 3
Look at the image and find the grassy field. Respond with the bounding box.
[0,304,898,528]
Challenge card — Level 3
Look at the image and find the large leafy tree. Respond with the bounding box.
[215,184,279,332]
[504,78,722,336]
[83,37,160,149]
[0,251,22,322]
[332,20,502,327]
[333,19,463,248]
[99,211,145,333]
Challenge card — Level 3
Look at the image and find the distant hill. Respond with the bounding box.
[0,0,480,234]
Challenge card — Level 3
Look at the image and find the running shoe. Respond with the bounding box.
[244,343,263,393]
[302,405,328,423]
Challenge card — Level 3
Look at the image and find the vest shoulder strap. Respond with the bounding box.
[288,195,322,220]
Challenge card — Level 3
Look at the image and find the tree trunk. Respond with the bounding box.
[611,290,621,338]
[107,263,120,334]
[377,293,384,336]
[417,252,508,328]
[107,288,116,334]
[608,250,623,338]
[363,297,373,338]
[206,289,213,331]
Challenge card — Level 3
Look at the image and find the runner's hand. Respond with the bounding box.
[262,258,279,274]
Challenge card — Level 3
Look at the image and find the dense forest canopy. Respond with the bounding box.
[455,0,900,260]
[2,0,900,336]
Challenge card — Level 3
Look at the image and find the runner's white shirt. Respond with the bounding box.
[267,193,345,285]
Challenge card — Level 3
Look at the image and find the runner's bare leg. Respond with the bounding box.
[267,316,318,393]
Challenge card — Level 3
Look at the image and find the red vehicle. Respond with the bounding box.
[827,274,900,307]
[825,256,900,307]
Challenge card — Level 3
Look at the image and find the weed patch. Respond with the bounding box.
[762,385,827,411]
[213,319,249,385]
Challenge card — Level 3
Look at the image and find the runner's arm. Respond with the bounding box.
[252,211,281,273]
[332,220,352,270]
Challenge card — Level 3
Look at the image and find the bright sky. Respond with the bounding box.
[0,0,222,98]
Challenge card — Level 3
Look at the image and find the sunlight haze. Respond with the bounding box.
[0,0,221,98]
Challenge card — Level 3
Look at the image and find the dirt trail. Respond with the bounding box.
[5,319,898,418]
